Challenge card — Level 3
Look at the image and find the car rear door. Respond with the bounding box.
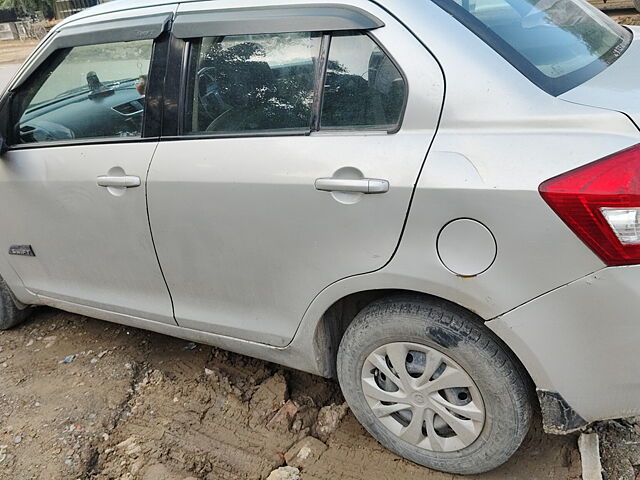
[147,0,445,346]
[0,9,177,324]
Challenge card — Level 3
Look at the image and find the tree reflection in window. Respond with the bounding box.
[188,34,320,133]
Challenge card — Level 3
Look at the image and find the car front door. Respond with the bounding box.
[0,11,176,324]
[147,1,445,345]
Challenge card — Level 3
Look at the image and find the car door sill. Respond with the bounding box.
[35,294,326,377]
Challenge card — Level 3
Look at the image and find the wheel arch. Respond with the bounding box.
[312,285,548,405]
[312,288,489,375]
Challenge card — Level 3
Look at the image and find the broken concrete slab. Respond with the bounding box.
[579,432,603,480]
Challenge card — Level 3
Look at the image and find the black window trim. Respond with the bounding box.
[170,29,408,141]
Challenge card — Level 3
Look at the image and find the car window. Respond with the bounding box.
[13,39,152,145]
[433,0,631,95]
[184,33,321,135]
[321,33,406,129]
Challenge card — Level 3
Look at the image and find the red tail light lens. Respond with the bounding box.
[539,144,640,266]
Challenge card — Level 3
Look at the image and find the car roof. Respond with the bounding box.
[58,0,177,25]
[60,0,385,26]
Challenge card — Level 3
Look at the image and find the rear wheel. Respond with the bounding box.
[0,276,30,330]
[336,296,532,475]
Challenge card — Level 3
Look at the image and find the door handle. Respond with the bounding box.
[97,175,141,188]
[315,178,389,194]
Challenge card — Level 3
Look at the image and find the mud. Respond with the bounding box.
[0,309,583,480]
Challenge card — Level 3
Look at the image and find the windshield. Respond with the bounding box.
[433,0,632,94]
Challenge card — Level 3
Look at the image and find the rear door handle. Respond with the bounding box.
[315,178,389,194]
[97,175,141,188]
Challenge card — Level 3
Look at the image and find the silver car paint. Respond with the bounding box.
[489,265,640,422]
[0,143,175,325]
[1,0,639,427]
[147,0,444,347]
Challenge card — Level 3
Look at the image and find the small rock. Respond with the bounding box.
[266,466,300,480]
[124,363,132,370]
[25,339,33,347]
[204,368,214,375]
[285,436,328,470]
[90,358,98,365]
[0,445,7,463]
[101,433,109,441]
[185,342,197,350]
[97,350,108,358]
[1,362,7,368]
[13,435,21,444]
[249,374,288,427]
[43,336,57,348]
[314,403,349,442]
[117,436,141,457]
[60,355,75,364]
[267,400,298,430]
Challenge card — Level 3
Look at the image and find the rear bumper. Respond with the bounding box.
[488,265,640,425]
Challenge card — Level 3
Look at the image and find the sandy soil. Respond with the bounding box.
[0,41,39,65]
[0,309,582,480]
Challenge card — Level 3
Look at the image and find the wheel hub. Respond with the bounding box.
[361,342,485,452]
[410,392,427,406]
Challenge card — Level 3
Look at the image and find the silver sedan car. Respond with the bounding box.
[0,0,638,474]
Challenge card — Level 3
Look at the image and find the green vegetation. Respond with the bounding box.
[0,0,54,15]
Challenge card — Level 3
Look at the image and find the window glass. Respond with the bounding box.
[14,40,152,144]
[184,33,321,134]
[321,33,405,129]
[435,0,631,93]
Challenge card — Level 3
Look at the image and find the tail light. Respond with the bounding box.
[539,144,640,266]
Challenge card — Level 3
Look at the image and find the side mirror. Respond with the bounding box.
[0,136,8,156]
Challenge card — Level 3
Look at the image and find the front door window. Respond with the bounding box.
[12,39,153,144]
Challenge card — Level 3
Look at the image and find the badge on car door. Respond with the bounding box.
[8,245,35,257]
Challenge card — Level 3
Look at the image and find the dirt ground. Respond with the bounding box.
[0,309,583,480]
[0,40,39,65]
[2,11,640,480]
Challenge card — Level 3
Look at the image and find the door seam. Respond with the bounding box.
[145,141,178,326]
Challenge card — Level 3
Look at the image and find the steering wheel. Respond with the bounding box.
[197,67,230,120]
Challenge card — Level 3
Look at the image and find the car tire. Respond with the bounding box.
[336,295,533,475]
[0,276,30,330]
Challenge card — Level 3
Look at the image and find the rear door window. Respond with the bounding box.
[434,0,632,94]
[184,33,321,134]
[321,32,406,130]
[183,31,407,135]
